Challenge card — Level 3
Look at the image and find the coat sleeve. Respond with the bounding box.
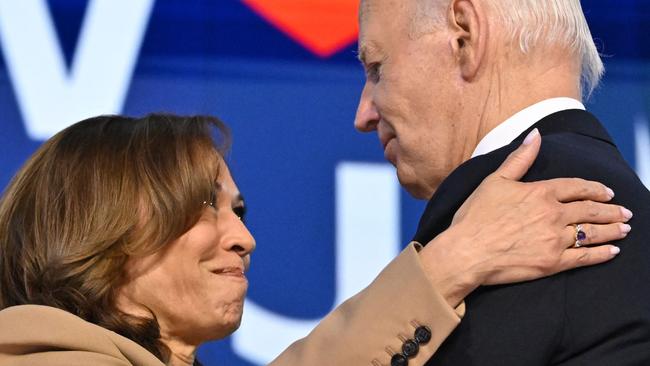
[269,242,465,366]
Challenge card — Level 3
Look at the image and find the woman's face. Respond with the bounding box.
[117,163,256,346]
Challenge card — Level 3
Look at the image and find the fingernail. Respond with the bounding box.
[621,207,634,220]
[620,223,632,235]
[523,128,540,145]
[605,187,615,199]
[610,246,621,255]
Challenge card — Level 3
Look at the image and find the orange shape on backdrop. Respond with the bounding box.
[241,0,359,58]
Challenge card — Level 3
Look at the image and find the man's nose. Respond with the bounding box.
[354,83,380,132]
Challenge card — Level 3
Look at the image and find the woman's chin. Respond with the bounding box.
[200,318,242,342]
[203,303,246,341]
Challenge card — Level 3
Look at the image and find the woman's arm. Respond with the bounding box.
[270,243,459,366]
[270,132,628,366]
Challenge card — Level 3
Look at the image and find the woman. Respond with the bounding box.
[0,114,629,366]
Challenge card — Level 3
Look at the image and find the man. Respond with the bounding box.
[355,0,650,364]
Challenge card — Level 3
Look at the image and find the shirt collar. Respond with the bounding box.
[470,97,586,158]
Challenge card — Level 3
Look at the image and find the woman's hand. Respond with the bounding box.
[421,129,631,307]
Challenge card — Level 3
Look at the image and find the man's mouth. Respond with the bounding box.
[377,121,396,151]
[377,122,397,163]
[378,136,398,166]
[379,135,394,150]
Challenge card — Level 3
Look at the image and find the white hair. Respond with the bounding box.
[415,0,604,96]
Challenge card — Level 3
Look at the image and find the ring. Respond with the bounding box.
[574,224,587,248]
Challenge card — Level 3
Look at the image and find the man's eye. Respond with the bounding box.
[233,205,246,222]
[366,63,381,82]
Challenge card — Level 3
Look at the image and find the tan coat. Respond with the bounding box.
[0,244,463,366]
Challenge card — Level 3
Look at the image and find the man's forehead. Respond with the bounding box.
[360,0,404,21]
[359,0,372,19]
[359,0,413,29]
[358,0,413,49]
[358,0,374,31]
[358,0,376,55]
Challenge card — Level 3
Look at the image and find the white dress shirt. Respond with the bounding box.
[470,97,586,158]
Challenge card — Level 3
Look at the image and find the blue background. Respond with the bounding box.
[0,1,649,365]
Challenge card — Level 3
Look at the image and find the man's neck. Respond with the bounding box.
[471,97,585,158]
[470,50,582,154]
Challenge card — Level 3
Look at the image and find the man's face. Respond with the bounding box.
[355,0,473,199]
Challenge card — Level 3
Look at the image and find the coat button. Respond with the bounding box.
[414,326,432,344]
[391,353,408,366]
[402,339,419,358]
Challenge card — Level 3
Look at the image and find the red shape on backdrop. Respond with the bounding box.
[241,0,359,58]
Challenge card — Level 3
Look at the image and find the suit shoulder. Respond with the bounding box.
[0,305,119,351]
[531,133,644,187]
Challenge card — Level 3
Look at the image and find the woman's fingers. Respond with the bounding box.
[440,131,633,292]
[493,128,541,181]
[561,201,633,225]
[540,177,615,203]
[557,245,621,273]
[562,223,632,248]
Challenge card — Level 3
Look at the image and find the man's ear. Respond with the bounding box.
[448,0,486,81]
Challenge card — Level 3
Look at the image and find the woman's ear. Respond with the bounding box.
[448,0,487,81]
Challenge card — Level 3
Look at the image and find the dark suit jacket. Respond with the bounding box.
[416,110,650,365]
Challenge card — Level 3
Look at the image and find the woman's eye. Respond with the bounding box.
[233,205,246,222]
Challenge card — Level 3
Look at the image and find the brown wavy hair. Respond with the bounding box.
[0,114,230,362]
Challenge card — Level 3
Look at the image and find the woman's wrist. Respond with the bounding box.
[418,228,482,308]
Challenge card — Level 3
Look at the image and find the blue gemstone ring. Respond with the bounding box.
[574,224,587,248]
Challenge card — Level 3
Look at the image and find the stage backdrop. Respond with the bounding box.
[0,1,648,365]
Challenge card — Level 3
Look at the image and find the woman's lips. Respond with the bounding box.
[212,267,247,280]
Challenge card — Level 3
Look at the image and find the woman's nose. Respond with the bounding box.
[225,218,256,257]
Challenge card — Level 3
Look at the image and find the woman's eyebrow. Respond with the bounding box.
[235,193,245,205]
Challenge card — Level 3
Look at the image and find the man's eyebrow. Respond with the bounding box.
[357,45,367,64]
[357,42,379,66]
